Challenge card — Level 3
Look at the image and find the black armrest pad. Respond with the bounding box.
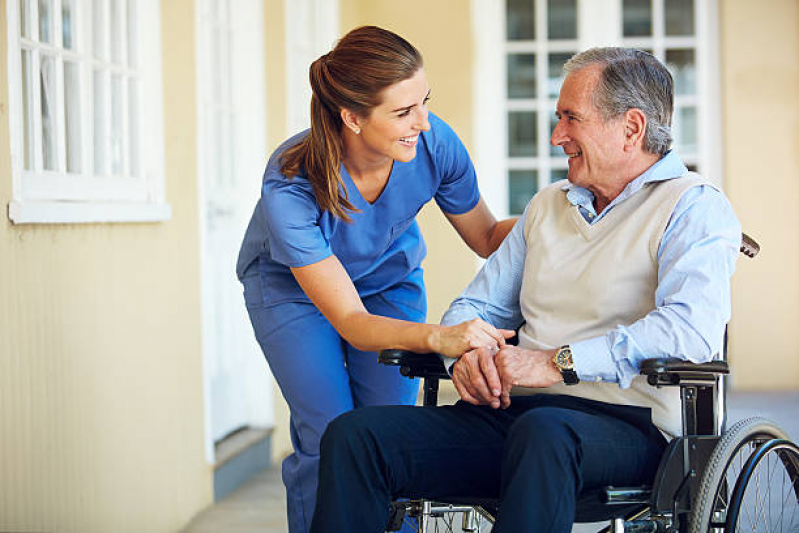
[640,357,729,386]
[639,358,729,375]
[378,350,451,380]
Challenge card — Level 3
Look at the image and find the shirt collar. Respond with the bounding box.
[561,151,688,218]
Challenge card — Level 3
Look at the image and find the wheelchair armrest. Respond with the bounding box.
[640,357,729,386]
[378,350,452,380]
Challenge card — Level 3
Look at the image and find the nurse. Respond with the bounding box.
[237,26,515,532]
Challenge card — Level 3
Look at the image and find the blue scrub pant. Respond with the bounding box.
[244,275,424,533]
[310,394,667,532]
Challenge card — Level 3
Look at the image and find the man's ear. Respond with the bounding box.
[340,108,363,135]
[623,108,647,150]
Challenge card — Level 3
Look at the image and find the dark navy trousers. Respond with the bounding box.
[310,394,667,533]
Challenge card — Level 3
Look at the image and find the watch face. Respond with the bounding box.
[556,347,573,370]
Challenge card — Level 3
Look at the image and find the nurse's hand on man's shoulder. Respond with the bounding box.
[432,319,515,359]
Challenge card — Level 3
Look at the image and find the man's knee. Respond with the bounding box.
[320,406,392,461]
[505,407,580,461]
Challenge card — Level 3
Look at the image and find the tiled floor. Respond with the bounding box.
[181,389,799,533]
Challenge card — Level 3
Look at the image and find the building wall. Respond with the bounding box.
[0,1,213,531]
[720,0,799,389]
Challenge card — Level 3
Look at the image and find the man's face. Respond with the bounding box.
[550,65,627,193]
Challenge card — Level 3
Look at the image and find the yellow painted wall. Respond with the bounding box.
[340,0,479,322]
[720,0,799,389]
[0,1,212,531]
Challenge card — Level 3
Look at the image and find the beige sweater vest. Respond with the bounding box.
[516,173,711,438]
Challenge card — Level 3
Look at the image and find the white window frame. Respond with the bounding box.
[6,0,170,224]
[472,0,722,220]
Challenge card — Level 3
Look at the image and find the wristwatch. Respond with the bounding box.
[553,345,580,385]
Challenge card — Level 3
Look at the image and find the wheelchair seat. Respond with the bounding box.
[378,233,799,533]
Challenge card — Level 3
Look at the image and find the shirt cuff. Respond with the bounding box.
[440,354,457,375]
[569,336,619,384]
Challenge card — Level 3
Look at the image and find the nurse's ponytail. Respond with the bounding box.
[280,26,423,222]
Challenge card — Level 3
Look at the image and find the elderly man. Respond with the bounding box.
[309,48,741,532]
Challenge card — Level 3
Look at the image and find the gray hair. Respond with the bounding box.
[564,47,674,156]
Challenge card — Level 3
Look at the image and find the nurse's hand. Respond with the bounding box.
[432,318,515,359]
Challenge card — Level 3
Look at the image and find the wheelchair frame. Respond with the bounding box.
[378,234,799,533]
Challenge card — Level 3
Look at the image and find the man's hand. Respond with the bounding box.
[494,346,563,408]
[451,346,503,409]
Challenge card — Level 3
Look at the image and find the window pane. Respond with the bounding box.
[548,0,576,40]
[111,74,123,175]
[551,168,568,182]
[127,0,137,67]
[665,0,694,36]
[508,111,537,157]
[623,0,652,37]
[675,106,697,154]
[21,50,33,170]
[62,0,74,48]
[64,61,81,173]
[507,0,535,40]
[38,0,52,43]
[93,69,105,174]
[20,0,30,38]
[509,169,538,215]
[93,0,105,58]
[40,55,57,170]
[111,0,122,62]
[548,52,571,97]
[507,54,536,99]
[128,79,139,176]
[665,49,695,95]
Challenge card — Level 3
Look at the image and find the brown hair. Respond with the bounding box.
[280,26,423,221]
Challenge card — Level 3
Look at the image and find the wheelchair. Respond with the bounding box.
[379,234,799,533]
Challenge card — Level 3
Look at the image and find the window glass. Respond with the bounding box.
[40,54,57,170]
[20,0,30,38]
[548,52,572,97]
[508,54,537,98]
[507,0,535,40]
[38,0,52,43]
[62,0,74,49]
[93,0,105,58]
[509,169,538,215]
[111,0,122,62]
[623,0,652,36]
[111,74,123,175]
[64,61,81,173]
[128,79,139,176]
[508,111,538,157]
[548,0,577,40]
[551,168,568,182]
[665,49,695,95]
[93,70,105,174]
[675,106,697,154]
[21,50,33,170]
[665,0,694,36]
[127,0,137,66]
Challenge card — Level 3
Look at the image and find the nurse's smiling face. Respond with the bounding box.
[344,68,432,164]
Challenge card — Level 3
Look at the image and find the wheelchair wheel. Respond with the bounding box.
[725,438,799,532]
[689,417,796,533]
[388,500,495,532]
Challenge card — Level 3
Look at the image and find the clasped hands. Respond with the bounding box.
[450,343,563,409]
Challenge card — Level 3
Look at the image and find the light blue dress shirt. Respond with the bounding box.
[440,151,742,388]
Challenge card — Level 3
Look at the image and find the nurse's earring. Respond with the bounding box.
[353,128,360,135]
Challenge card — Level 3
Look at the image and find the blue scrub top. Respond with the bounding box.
[236,112,480,307]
